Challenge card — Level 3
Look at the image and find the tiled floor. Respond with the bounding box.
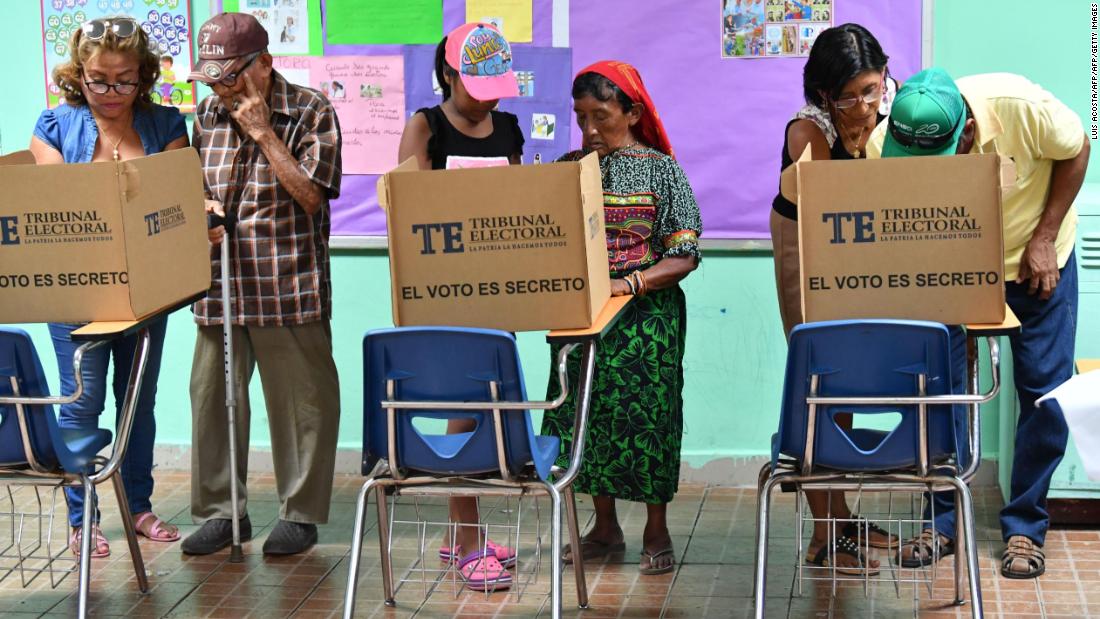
[0,472,1097,618]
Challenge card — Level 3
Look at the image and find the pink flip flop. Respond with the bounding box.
[133,512,181,542]
[457,549,513,591]
[69,525,110,558]
[439,538,517,567]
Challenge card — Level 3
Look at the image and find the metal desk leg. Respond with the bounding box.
[112,473,149,593]
[564,485,589,608]
[376,485,395,606]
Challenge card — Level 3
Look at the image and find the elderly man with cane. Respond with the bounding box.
[182,12,343,557]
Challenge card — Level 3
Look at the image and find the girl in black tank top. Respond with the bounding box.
[393,24,524,592]
[396,31,524,172]
[416,105,524,170]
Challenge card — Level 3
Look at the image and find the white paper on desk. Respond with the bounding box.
[1038,370,1100,480]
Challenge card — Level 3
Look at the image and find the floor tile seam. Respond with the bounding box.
[286,548,349,618]
[658,478,708,618]
[153,554,229,619]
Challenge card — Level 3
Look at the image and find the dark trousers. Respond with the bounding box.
[928,251,1078,545]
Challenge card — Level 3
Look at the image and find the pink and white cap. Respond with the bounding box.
[444,22,519,101]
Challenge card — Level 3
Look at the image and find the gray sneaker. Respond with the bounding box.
[262,520,318,555]
[180,515,252,555]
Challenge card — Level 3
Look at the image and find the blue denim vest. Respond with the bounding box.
[32,102,187,163]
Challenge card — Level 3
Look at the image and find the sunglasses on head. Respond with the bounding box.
[887,116,960,151]
[81,18,139,41]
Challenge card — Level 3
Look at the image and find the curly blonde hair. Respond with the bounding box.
[52,17,161,108]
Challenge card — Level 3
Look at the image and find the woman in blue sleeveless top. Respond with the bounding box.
[30,16,189,558]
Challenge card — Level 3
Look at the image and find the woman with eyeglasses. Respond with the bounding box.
[769,22,900,576]
[29,16,189,558]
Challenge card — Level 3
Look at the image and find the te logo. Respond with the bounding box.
[144,212,161,236]
[0,216,19,246]
[411,222,464,255]
[821,211,875,244]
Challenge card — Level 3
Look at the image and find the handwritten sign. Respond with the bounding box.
[274,55,405,174]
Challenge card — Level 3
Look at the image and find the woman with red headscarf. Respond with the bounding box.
[541,61,701,576]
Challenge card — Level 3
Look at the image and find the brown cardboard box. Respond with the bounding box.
[781,149,1013,324]
[0,148,210,323]
[378,153,611,332]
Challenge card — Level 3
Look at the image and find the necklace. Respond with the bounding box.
[840,123,868,158]
[95,122,126,162]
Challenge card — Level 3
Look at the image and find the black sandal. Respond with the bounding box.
[842,515,900,549]
[805,535,880,576]
[1001,535,1045,579]
[898,529,954,568]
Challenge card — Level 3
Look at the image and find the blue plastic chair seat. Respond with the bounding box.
[363,327,559,482]
[772,320,964,473]
[0,328,113,475]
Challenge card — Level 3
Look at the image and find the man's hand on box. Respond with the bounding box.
[1017,236,1060,300]
[610,279,633,297]
[229,73,273,142]
[206,199,226,245]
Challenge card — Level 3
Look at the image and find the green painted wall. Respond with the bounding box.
[4,1,1095,469]
[934,0,1100,182]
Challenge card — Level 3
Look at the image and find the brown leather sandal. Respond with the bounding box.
[1001,535,1045,579]
[898,529,954,568]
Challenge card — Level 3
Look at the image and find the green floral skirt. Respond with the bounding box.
[540,285,687,504]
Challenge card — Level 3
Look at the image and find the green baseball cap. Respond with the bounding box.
[881,68,966,158]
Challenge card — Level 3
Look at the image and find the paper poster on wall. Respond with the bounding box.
[40,0,196,112]
[465,0,533,43]
[222,0,322,56]
[273,55,405,174]
[326,0,442,45]
[403,44,572,166]
[531,113,555,140]
[721,0,833,58]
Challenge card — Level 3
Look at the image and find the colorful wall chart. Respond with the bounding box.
[272,55,406,174]
[721,0,833,58]
[40,0,196,112]
[222,0,323,56]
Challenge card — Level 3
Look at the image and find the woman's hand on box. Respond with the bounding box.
[611,279,633,297]
[205,199,225,245]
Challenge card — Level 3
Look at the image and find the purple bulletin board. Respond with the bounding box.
[211,0,922,239]
[319,0,561,237]
[569,0,923,238]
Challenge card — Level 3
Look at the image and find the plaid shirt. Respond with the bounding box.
[192,71,342,327]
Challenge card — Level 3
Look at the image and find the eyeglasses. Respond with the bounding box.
[217,53,261,87]
[83,75,139,95]
[887,116,960,150]
[832,82,883,109]
[81,18,139,41]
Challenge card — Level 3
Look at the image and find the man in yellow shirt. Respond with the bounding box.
[867,68,1090,579]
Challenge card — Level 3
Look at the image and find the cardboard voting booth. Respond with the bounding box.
[0,149,210,323]
[379,153,611,332]
[781,150,1013,324]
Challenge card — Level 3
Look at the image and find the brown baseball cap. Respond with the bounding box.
[188,13,269,84]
